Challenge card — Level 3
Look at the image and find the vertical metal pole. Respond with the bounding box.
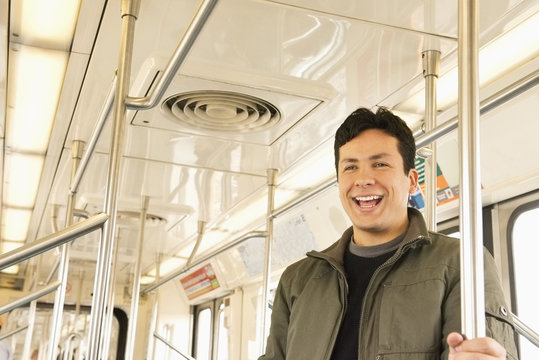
[22,267,39,360]
[102,230,121,360]
[87,1,140,358]
[260,169,278,354]
[146,255,160,360]
[47,140,85,359]
[126,196,150,359]
[422,50,440,231]
[458,0,486,338]
[22,300,37,358]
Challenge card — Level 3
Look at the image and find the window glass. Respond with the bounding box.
[216,303,229,360]
[195,308,212,360]
[511,207,539,360]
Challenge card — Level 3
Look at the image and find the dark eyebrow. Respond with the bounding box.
[339,152,392,168]
[369,153,391,161]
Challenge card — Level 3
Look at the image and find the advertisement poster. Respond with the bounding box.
[180,263,220,300]
[411,157,458,211]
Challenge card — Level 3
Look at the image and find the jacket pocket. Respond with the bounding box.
[377,277,445,355]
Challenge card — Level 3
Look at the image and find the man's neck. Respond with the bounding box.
[352,220,409,247]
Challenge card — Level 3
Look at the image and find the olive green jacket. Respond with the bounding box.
[260,208,518,360]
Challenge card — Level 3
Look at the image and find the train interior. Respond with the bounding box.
[1,0,538,359]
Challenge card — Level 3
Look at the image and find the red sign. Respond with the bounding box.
[180,263,220,300]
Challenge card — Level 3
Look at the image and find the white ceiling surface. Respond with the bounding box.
[23,0,538,282]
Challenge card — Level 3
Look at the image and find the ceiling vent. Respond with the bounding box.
[162,90,281,132]
[129,64,332,145]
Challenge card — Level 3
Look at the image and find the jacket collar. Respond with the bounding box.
[308,207,431,265]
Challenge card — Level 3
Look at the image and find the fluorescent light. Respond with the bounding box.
[0,265,20,275]
[176,242,196,259]
[2,208,32,241]
[10,0,81,50]
[397,11,539,113]
[140,276,155,285]
[1,240,23,253]
[279,150,335,191]
[194,230,229,255]
[175,229,229,258]
[148,257,187,277]
[3,153,44,207]
[220,196,267,232]
[480,12,539,84]
[274,189,299,209]
[6,45,68,153]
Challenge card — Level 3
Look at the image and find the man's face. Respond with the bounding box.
[337,129,418,245]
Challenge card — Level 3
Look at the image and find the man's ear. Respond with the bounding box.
[408,168,419,193]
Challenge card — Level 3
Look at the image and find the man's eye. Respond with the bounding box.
[374,162,388,168]
[344,165,356,171]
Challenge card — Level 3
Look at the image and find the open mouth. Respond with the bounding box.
[354,195,382,208]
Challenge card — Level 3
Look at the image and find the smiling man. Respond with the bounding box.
[259,107,518,360]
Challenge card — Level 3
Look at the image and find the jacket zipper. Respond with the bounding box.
[356,235,427,359]
[308,235,428,360]
[307,253,349,360]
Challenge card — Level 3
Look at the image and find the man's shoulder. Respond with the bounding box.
[404,231,461,268]
[281,241,340,278]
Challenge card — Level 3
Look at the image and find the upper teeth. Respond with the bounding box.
[355,195,381,201]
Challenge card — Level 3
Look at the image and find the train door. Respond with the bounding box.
[495,190,539,360]
[192,296,229,360]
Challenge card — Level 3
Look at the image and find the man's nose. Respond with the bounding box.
[354,167,375,187]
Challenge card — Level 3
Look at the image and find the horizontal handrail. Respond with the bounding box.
[415,70,539,149]
[153,332,195,360]
[0,213,108,271]
[142,231,266,294]
[0,324,28,341]
[0,281,61,315]
[512,312,539,348]
[125,0,218,110]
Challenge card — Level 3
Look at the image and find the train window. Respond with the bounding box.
[194,307,212,360]
[509,206,539,360]
[216,302,229,360]
[193,297,230,360]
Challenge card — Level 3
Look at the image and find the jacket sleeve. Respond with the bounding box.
[440,248,519,360]
[483,251,519,360]
[258,272,292,360]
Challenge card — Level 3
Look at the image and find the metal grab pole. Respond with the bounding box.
[0,214,108,271]
[87,1,140,358]
[458,0,486,338]
[70,76,117,195]
[21,296,37,359]
[260,169,278,354]
[186,220,206,266]
[146,256,160,360]
[141,231,267,294]
[0,325,28,341]
[153,332,196,360]
[102,230,121,360]
[125,0,218,110]
[422,50,440,231]
[0,282,61,315]
[125,196,149,359]
[511,312,539,348]
[48,140,85,360]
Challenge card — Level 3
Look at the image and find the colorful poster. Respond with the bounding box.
[180,263,220,300]
[411,158,458,210]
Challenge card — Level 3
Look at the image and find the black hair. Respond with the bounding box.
[334,107,416,175]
